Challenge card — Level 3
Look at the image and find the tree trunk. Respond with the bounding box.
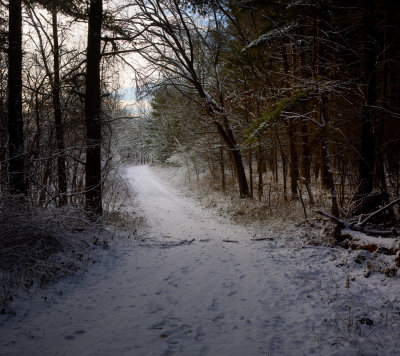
[357,0,377,196]
[275,127,287,200]
[230,147,249,198]
[301,119,315,205]
[320,96,339,217]
[0,97,8,190]
[312,4,331,191]
[273,144,278,183]
[375,0,391,200]
[52,8,67,206]
[257,144,263,202]
[282,152,288,201]
[85,0,103,217]
[286,119,299,198]
[248,147,253,198]
[211,114,249,198]
[8,0,26,195]
[318,99,331,189]
[219,145,226,191]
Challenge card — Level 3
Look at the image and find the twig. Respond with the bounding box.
[316,210,348,227]
[316,210,398,237]
[359,198,400,227]
[135,231,149,239]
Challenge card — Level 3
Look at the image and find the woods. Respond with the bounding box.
[1,2,400,353]
[1,0,112,217]
[0,0,399,226]
[127,0,400,229]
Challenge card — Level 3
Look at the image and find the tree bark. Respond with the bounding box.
[357,0,377,196]
[248,147,253,198]
[219,145,226,191]
[375,0,389,200]
[256,143,263,202]
[320,96,339,217]
[213,119,249,198]
[286,119,299,198]
[85,0,103,217]
[0,91,7,190]
[275,127,287,200]
[300,119,315,204]
[8,0,26,195]
[220,132,248,198]
[52,8,67,206]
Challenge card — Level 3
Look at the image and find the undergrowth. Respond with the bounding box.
[154,163,398,273]
[0,195,112,314]
[155,164,335,246]
[0,168,143,314]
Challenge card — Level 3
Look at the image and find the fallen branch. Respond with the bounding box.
[160,238,195,248]
[316,210,398,237]
[251,237,274,241]
[359,198,400,227]
[180,238,195,245]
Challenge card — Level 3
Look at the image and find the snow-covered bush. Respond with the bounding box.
[0,194,112,312]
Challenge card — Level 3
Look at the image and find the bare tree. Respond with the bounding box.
[124,0,250,197]
[51,5,68,205]
[27,4,68,205]
[8,0,26,195]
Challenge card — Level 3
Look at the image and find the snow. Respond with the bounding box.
[342,228,400,249]
[242,25,296,52]
[1,165,400,355]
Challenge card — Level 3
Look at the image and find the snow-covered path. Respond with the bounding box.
[1,165,398,355]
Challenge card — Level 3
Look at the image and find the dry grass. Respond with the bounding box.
[154,164,337,247]
[0,195,114,313]
[0,168,144,313]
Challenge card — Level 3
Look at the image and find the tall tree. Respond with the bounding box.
[0,2,8,190]
[132,0,250,197]
[85,0,103,217]
[8,0,26,195]
[51,5,67,205]
[357,0,377,196]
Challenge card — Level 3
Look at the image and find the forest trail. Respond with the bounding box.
[1,165,397,356]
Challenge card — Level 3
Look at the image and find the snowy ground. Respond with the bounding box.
[1,165,400,355]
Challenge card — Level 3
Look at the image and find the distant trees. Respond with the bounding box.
[123,0,250,197]
[1,0,399,220]
[126,0,400,216]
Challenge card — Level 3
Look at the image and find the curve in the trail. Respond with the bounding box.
[0,165,351,355]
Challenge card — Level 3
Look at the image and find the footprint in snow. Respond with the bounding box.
[181,266,190,274]
[64,331,85,341]
[208,298,218,311]
[212,315,224,323]
[150,321,166,330]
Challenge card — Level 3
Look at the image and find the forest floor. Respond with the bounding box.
[1,164,400,355]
